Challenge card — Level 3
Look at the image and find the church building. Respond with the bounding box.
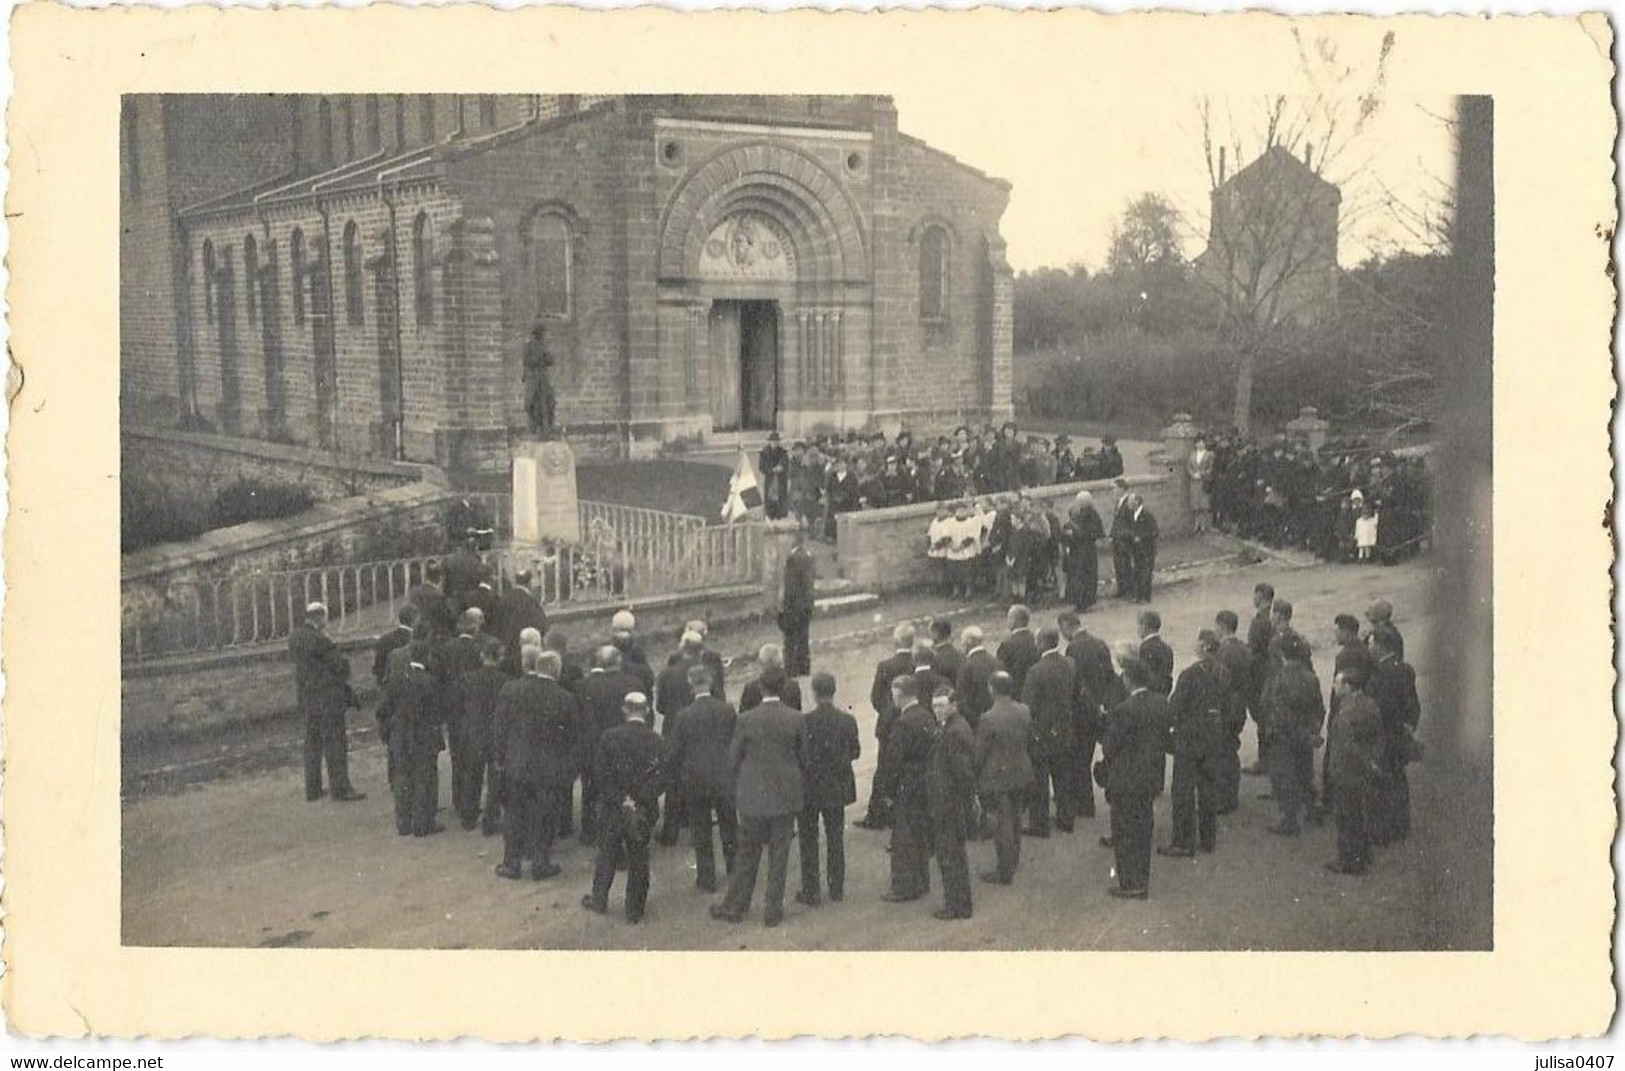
[121,94,1015,477]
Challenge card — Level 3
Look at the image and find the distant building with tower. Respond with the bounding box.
[1194,143,1341,328]
[120,94,1015,477]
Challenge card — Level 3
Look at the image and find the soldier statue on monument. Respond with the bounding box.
[522,323,558,439]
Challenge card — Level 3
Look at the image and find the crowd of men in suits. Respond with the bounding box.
[923,481,1158,609]
[852,584,1421,904]
[755,421,1127,541]
[288,514,1421,922]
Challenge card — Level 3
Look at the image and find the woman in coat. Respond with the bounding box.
[1062,491,1105,612]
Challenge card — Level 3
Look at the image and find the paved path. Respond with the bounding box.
[123,557,1454,951]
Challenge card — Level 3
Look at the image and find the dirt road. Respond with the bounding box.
[123,556,1460,951]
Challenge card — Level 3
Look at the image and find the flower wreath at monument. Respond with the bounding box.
[526,530,628,602]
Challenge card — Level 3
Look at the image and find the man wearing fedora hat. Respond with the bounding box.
[759,431,789,520]
[1098,435,1125,480]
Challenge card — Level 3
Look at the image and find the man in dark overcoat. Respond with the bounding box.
[1059,610,1116,820]
[779,528,817,677]
[974,671,1034,885]
[494,569,547,676]
[667,664,739,893]
[1021,626,1076,837]
[378,636,442,836]
[1367,629,1421,845]
[576,645,639,843]
[880,675,937,904]
[711,669,804,927]
[857,623,917,831]
[996,604,1039,698]
[493,647,579,880]
[290,602,363,803]
[1160,631,1232,856]
[581,693,667,923]
[435,607,488,830]
[925,681,977,920]
[1097,657,1171,899]
[796,672,860,905]
[1325,667,1385,875]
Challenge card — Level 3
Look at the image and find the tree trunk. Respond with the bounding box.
[1232,346,1255,434]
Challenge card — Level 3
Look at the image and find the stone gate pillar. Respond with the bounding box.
[1286,406,1330,454]
[1161,412,1200,535]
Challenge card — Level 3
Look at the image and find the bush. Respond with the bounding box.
[1017,327,1237,428]
[1016,323,1377,435]
[121,477,211,553]
[209,478,316,530]
[121,476,318,554]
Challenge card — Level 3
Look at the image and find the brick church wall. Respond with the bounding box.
[120,95,298,428]
[121,96,185,426]
[183,183,464,467]
[445,104,634,453]
[131,96,1016,472]
[870,130,1012,433]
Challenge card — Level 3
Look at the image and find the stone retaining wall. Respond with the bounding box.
[834,471,1188,593]
[121,482,456,650]
[122,582,764,742]
[123,425,441,503]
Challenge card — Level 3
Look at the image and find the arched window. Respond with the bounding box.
[527,213,572,320]
[919,225,948,320]
[260,240,287,435]
[318,98,334,168]
[393,94,407,151]
[418,95,436,143]
[479,95,498,129]
[343,221,364,326]
[201,239,216,323]
[366,97,382,153]
[412,212,434,326]
[290,227,307,326]
[243,234,259,324]
[341,98,357,160]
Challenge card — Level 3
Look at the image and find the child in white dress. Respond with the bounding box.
[1354,501,1379,562]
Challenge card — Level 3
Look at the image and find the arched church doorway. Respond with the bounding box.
[709,298,778,431]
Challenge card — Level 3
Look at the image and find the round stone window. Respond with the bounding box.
[846,151,864,173]
[661,139,683,166]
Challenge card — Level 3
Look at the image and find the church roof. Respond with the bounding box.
[897,132,1012,191]
[1220,144,1339,194]
[178,145,443,222]
[180,100,625,224]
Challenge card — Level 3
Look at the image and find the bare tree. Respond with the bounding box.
[1347,102,1458,439]
[1191,29,1395,433]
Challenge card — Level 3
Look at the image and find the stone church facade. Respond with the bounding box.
[121,94,1015,477]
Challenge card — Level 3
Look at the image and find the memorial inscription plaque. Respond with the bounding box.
[512,439,581,545]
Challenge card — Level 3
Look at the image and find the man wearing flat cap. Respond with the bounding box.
[1364,599,1405,662]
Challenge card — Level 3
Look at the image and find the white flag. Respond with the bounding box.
[720,450,762,523]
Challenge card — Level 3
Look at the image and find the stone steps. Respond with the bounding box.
[813,575,854,596]
[813,591,879,615]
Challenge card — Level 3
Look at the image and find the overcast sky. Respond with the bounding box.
[890,90,1457,274]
